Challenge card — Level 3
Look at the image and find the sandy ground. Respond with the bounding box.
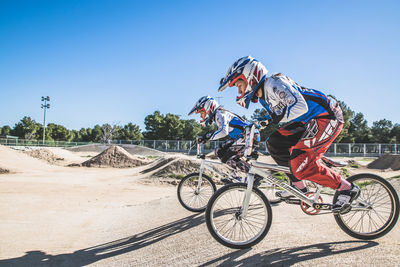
[0,145,399,266]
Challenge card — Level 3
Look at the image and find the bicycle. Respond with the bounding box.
[177,138,283,212]
[205,125,400,249]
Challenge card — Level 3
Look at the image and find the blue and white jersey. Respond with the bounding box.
[209,108,252,141]
[259,73,342,124]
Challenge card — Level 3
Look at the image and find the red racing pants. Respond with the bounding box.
[267,117,343,189]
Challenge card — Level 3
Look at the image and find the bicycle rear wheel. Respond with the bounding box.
[333,173,399,240]
[177,173,216,212]
[205,183,272,249]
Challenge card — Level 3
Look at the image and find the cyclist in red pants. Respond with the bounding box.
[218,56,360,214]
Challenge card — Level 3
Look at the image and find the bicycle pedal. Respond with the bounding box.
[284,198,301,205]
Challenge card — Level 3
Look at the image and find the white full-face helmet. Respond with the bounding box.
[188,96,220,126]
[218,56,268,109]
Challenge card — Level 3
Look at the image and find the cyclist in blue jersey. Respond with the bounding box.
[188,96,260,175]
[218,56,360,213]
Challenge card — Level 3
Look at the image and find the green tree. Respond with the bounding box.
[349,112,370,143]
[336,100,354,143]
[181,119,202,140]
[117,123,143,140]
[71,130,81,142]
[11,116,42,140]
[47,123,74,141]
[143,111,164,139]
[0,125,12,136]
[90,125,104,142]
[391,124,400,144]
[162,113,184,139]
[144,111,185,140]
[76,128,92,142]
[371,119,393,143]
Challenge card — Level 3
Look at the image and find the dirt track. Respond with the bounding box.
[0,146,399,266]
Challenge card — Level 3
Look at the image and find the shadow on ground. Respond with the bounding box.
[0,213,205,267]
[200,240,379,266]
[0,211,378,267]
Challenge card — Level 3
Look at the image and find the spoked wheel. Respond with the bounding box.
[205,183,272,249]
[333,173,399,240]
[177,173,216,212]
[259,183,282,204]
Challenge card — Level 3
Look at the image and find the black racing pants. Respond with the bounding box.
[266,122,306,183]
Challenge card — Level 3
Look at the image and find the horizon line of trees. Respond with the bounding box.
[1,101,399,144]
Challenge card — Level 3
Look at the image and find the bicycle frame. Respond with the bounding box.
[240,125,324,217]
[240,125,374,217]
[241,161,325,216]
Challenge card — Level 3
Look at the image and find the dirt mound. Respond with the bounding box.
[154,158,201,177]
[149,155,236,179]
[67,144,165,156]
[81,145,151,168]
[24,148,63,164]
[368,154,400,170]
[140,157,175,174]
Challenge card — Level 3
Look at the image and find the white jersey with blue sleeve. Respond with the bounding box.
[260,73,340,124]
[209,108,250,141]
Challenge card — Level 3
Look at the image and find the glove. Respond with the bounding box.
[197,133,212,144]
[259,120,270,129]
[256,114,272,129]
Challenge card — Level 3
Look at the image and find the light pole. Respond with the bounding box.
[41,96,50,144]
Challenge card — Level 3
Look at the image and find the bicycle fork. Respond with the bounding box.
[195,161,205,193]
[240,173,254,218]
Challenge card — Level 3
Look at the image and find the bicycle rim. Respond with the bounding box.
[206,183,272,248]
[334,174,399,239]
[178,174,215,212]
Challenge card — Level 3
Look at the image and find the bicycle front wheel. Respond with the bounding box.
[177,173,216,212]
[333,173,399,240]
[205,183,272,249]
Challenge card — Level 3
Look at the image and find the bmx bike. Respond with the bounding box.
[205,125,400,249]
[177,139,282,212]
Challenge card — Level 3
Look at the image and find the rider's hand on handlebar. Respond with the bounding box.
[197,133,212,144]
[256,120,269,130]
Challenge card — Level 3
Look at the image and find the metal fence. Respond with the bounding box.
[0,138,90,147]
[1,137,399,157]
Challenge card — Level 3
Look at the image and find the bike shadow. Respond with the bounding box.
[0,213,205,267]
[201,240,379,266]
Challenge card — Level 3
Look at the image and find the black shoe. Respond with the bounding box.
[332,183,361,214]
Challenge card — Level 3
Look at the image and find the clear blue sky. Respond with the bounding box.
[1,0,399,131]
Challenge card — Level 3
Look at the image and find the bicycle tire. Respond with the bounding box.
[205,183,272,249]
[333,173,399,240]
[177,173,216,212]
